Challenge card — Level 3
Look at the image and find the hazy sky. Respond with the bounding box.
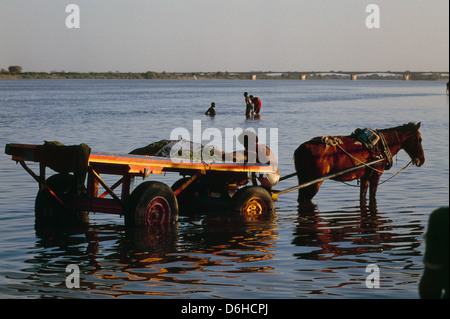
[0,0,448,72]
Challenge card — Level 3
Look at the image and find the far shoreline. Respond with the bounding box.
[1,71,448,81]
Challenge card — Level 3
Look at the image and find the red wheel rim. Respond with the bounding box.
[145,196,171,227]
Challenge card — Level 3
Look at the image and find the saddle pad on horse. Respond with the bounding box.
[352,128,380,150]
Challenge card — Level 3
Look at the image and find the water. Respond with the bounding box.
[0,79,448,299]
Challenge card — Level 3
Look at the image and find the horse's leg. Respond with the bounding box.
[359,176,369,204]
[368,173,381,205]
[298,181,323,203]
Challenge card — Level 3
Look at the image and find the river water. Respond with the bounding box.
[0,79,448,299]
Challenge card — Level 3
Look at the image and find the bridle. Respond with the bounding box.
[394,128,423,167]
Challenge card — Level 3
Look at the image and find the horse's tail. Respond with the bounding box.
[293,142,310,180]
[294,141,325,202]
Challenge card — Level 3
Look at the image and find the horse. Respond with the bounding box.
[293,122,425,205]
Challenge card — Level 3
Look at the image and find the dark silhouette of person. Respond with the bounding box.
[205,102,216,116]
[419,206,449,299]
[244,92,253,117]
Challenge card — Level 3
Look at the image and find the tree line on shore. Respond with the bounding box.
[1,66,448,81]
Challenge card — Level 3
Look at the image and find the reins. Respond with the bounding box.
[338,160,413,187]
[377,160,413,185]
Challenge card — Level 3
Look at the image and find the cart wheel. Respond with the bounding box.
[35,173,88,222]
[126,181,178,228]
[231,186,275,220]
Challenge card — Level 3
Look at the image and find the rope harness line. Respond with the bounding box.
[321,135,343,147]
[320,132,412,186]
[338,160,413,187]
[278,131,413,187]
[322,134,397,174]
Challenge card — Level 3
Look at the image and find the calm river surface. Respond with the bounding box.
[0,79,448,299]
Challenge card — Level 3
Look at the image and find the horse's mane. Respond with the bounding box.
[379,122,419,132]
[303,122,420,145]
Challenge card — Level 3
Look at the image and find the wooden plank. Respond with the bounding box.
[88,151,276,174]
[6,143,276,176]
[5,143,43,162]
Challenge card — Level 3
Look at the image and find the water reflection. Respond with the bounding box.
[290,203,425,297]
[25,210,278,298]
[12,201,424,298]
[293,202,423,261]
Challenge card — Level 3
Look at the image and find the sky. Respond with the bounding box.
[0,0,448,73]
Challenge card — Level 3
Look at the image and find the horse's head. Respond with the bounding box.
[401,122,425,167]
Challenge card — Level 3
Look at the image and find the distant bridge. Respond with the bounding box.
[261,71,449,80]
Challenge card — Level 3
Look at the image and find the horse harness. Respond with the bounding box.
[322,128,394,171]
[376,132,393,170]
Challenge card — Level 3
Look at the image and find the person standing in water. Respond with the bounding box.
[251,95,262,115]
[205,102,216,116]
[244,92,253,118]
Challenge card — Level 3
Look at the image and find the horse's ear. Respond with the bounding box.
[416,122,421,129]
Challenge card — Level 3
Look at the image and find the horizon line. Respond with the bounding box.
[7,69,450,74]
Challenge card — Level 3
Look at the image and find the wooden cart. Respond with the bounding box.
[5,143,278,227]
[5,143,386,229]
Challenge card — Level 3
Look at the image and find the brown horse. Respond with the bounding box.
[294,122,425,204]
